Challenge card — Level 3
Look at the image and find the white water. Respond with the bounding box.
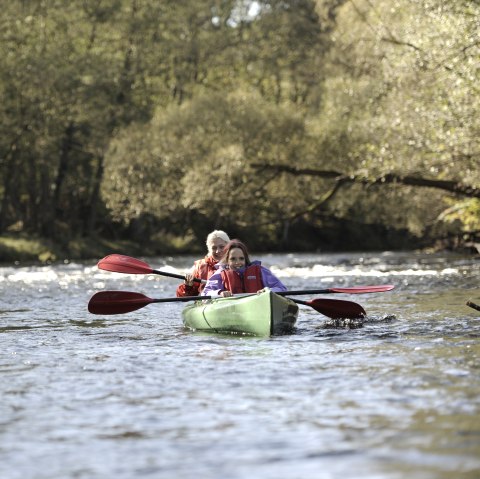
[0,252,479,479]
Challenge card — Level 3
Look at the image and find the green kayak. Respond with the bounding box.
[182,288,299,336]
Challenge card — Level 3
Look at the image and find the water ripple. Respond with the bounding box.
[0,253,479,479]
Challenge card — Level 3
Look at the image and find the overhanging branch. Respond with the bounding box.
[252,164,480,199]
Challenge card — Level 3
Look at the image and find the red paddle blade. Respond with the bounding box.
[88,291,153,315]
[329,285,394,294]
[97,254,153,275]
[307,298,366,319]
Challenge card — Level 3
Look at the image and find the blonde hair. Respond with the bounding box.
[206,230,230,247]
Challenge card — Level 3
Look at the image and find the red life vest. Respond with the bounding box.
[220,264,264,294]
[176,255,217,297]
[193,257,216,282]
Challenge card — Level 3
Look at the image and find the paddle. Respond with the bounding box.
[278,285,394,295]
[97,255,394,295]
[87,290,365,319]
[88,291,213,315]
[289,298,365,319]
[97,254,205,283]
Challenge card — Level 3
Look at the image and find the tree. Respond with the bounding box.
[295,0,480,243]
[101,89,319,246]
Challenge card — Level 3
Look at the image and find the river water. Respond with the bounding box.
[0,251,479,479]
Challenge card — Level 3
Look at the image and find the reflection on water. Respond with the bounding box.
[0,252,479,479]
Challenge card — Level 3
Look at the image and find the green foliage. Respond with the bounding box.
[438,199,480,232]
[0,0,478,255]
[311,0,480,237]
[102,89,316,230]
[319,0,479,174]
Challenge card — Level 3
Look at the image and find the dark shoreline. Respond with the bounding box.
[1,234,478,267]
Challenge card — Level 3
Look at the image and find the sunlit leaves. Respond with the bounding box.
[1,0,478,250]
[314,0,480,235]
[102,89,312,228]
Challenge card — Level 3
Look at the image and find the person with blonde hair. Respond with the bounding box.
[176,230,230,297]
[201,239,286,297]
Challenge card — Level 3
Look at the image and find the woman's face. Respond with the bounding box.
[208,238,228,262]
[227,247,246,271]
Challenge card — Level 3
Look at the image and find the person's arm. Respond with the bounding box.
[176,281,200,297]
[261,267,287,292]
[175,265,200,297]
[201,271,224,296]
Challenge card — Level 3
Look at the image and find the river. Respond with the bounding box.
[0,251,479,479]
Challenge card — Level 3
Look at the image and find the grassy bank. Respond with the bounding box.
[1,233,477,266]
[0,234,159,265]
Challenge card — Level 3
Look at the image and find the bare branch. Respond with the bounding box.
[252,164,480,198]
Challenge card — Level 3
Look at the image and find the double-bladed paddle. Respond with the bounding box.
[289,297,365,319]
[97,254,394,295]
[97,254,206,283]
[277,285,394,295]
[288,298,367,319]
[88,291,211,315]
[87,290,365,319]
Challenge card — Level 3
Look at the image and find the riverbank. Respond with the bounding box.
[0,234,166,265]
[1,233,478,265]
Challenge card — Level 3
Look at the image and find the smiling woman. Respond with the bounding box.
[176,230,230,297]
[201,239,287,297]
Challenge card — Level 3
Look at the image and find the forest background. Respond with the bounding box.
[1,0,479,263]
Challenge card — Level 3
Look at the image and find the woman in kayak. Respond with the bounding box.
[201,239,287,297]
[176,230,230,297]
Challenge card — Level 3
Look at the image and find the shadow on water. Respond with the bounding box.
[69,319,123,328]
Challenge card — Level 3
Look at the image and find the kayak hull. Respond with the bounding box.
[182,289,299,336]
